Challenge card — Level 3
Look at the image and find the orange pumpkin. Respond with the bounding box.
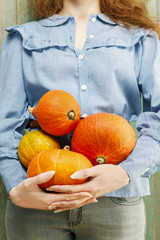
[71,113,136,165]
[27,149,93,189]
[18,130,60,168]
[28,90,81,136]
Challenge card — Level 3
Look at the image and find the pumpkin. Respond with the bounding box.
[18,130,60,168]
[27,149,93,189]
[28,90,81,136]
[71,113,136,165]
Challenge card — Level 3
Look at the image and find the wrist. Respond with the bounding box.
[117,165,130,184]
[9,186,18,202]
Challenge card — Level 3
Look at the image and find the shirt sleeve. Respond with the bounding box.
[0,30,30,192]
[119,31,160,181]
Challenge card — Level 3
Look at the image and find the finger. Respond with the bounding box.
[27,171,55,186]
[70,167,97,180]
[48,192,92,210]
[54,198,98,213]
[79,197,98,206]
[46,181,90,193]
[62,192,92,200]
[48,196,92,210]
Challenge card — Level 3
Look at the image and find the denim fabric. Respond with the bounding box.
[5,197,146,240]
[0,14,160,196]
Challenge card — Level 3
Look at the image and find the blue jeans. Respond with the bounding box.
[5,196,146,240]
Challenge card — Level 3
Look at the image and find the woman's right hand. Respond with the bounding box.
[9,171,95,210]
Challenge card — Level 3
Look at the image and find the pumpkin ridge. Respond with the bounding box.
[65,151,70,184]
[37,151,45,174]
[53,98,78,119]
[53,101,69,113]
[27,132,42,155]
[53,149,61,184]
[107,126,136,155]
[97,133,136,164]
[18,133,35,166]
[95,120,112,161]
[95,114,101,154]
[102,136,112,159]
[18,150,28,167]
[48,121,71,133]
[123,130,136,146]
[83,121,97,156]
[72,121,96,161]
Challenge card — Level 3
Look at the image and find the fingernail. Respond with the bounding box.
[48,205,56,210]
[70,173,80,179]
[46,188,53,191]
[54,210,62,213]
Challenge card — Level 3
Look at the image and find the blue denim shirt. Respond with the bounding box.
[0,14,160,196]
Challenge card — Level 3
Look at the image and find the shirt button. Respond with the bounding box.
[89,34,95,39]
[81,85,87,91]
[78,54,84,60]
[82,113,88,118]
[145,168,150,172]
[91,17,96,23]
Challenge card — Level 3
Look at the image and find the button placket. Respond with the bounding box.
[81,84,87,91]
[87,16,96,45]
[77,52,89,118]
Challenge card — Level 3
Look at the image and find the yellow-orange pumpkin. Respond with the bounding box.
[28,90,81,136]
[71,113,136,165]
[18,130,60,168]
[27,149,93,189]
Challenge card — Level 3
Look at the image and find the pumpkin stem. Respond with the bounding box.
[24,129,29,134]
[96,156,106,164]
[63,145,70,151]
[68,110,76,120]
[28,106,36,117]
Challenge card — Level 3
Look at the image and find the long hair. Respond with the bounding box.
[33,0,160,36]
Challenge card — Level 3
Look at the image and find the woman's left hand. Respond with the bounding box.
[47,164,130,212]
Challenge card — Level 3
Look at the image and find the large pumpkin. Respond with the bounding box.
[71,113,136,165]
[28,90,81,136]
[27,149,93,189]
[18,130,60,168]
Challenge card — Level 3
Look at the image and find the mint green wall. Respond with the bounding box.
[148,0,160,22]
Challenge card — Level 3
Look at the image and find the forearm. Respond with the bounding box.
[0,158,27,193]
[120,131,160,182]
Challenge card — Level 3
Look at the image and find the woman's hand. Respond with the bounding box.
[46,165,130,212]
[9,171,96,210]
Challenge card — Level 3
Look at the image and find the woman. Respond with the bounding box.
[0,0,160,239]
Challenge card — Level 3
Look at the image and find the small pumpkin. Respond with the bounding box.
[28,90,81,136]
[71,112,136,165]
[27,149,93,189]
[18,130,60,168]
